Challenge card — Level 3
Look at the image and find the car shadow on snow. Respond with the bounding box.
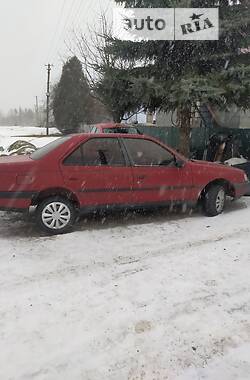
[0,198,248,238]
[223,197,248,214]
[75,198,248,232]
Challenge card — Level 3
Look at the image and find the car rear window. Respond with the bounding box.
[104,127,138,134]
[30,136,71,160]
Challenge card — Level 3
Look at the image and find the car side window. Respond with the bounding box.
[124,138,174,167]
[63,146,83,165]
[64,138,126,167]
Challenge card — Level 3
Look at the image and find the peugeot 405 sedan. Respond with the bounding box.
[0,134,249,234]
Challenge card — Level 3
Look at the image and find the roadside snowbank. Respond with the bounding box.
[0,126,60,155]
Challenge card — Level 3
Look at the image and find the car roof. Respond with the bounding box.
[69,132,146,141]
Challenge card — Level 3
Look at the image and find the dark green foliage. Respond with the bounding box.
[90,97,113,124]
[111,0,250,155]
[53,57,92,133]
[95,67,142,122]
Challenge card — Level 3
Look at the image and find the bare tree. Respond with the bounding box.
[69,15,142,122]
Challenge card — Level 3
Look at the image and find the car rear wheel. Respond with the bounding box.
[36,196,76,234]
[203,184,226,217]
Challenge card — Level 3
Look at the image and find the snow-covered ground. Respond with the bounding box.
[0,126,250,379]
[0,200,250,379]
[0,126,60,152]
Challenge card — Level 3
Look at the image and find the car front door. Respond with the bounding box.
[122,137,194,206]
[60,137,134,208]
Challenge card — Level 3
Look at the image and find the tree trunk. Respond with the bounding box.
[179,107,191,158]
[113,112,123,123]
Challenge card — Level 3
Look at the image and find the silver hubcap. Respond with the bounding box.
[42,202,71,230]
[216,189,225,213]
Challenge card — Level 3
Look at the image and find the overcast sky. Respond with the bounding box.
[0,0,113,113]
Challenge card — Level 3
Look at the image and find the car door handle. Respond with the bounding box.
[68,177,78,181]
[137,175,146,183]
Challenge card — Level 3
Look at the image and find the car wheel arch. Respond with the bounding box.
[31,187,80,209]
[199,178,235,201]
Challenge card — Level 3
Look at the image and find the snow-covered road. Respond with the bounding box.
[0,199,250,380]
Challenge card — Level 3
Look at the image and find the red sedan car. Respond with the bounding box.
[0,134,249,234]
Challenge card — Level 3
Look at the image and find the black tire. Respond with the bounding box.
[203,184,226,217]
[36,196,76,234]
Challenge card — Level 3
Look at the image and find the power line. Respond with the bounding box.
[47,0,77,64]
[60,0,84,49]
[46,0,107,71]
[53,0,95,62]
[70,0,86,28]
[72,0,91,29]
[46,0,67,62]
[52,0,80,59]
[45,64,53,136]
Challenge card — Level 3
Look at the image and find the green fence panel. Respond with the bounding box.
[191,128,208,152]
[137,126,179,148]
[137,125,250,158]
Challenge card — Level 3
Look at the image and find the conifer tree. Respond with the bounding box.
[111,0,250,155]
[53,56,92,133]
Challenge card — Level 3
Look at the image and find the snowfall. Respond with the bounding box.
[0,126,250,380]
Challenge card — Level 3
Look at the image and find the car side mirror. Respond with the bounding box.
[175,158,185,168]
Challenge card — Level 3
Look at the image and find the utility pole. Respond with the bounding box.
[45,64,53,136]
[35,96,39,126]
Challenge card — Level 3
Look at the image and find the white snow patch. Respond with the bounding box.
[0,125,60,153]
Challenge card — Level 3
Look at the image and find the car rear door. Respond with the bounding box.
[60,137,134,208]
[121,137,194,206]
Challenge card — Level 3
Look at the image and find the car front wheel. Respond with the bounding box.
[36,196,76,234]
[203,184,226,217]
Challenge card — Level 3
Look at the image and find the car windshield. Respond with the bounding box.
[30,136,71,160]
